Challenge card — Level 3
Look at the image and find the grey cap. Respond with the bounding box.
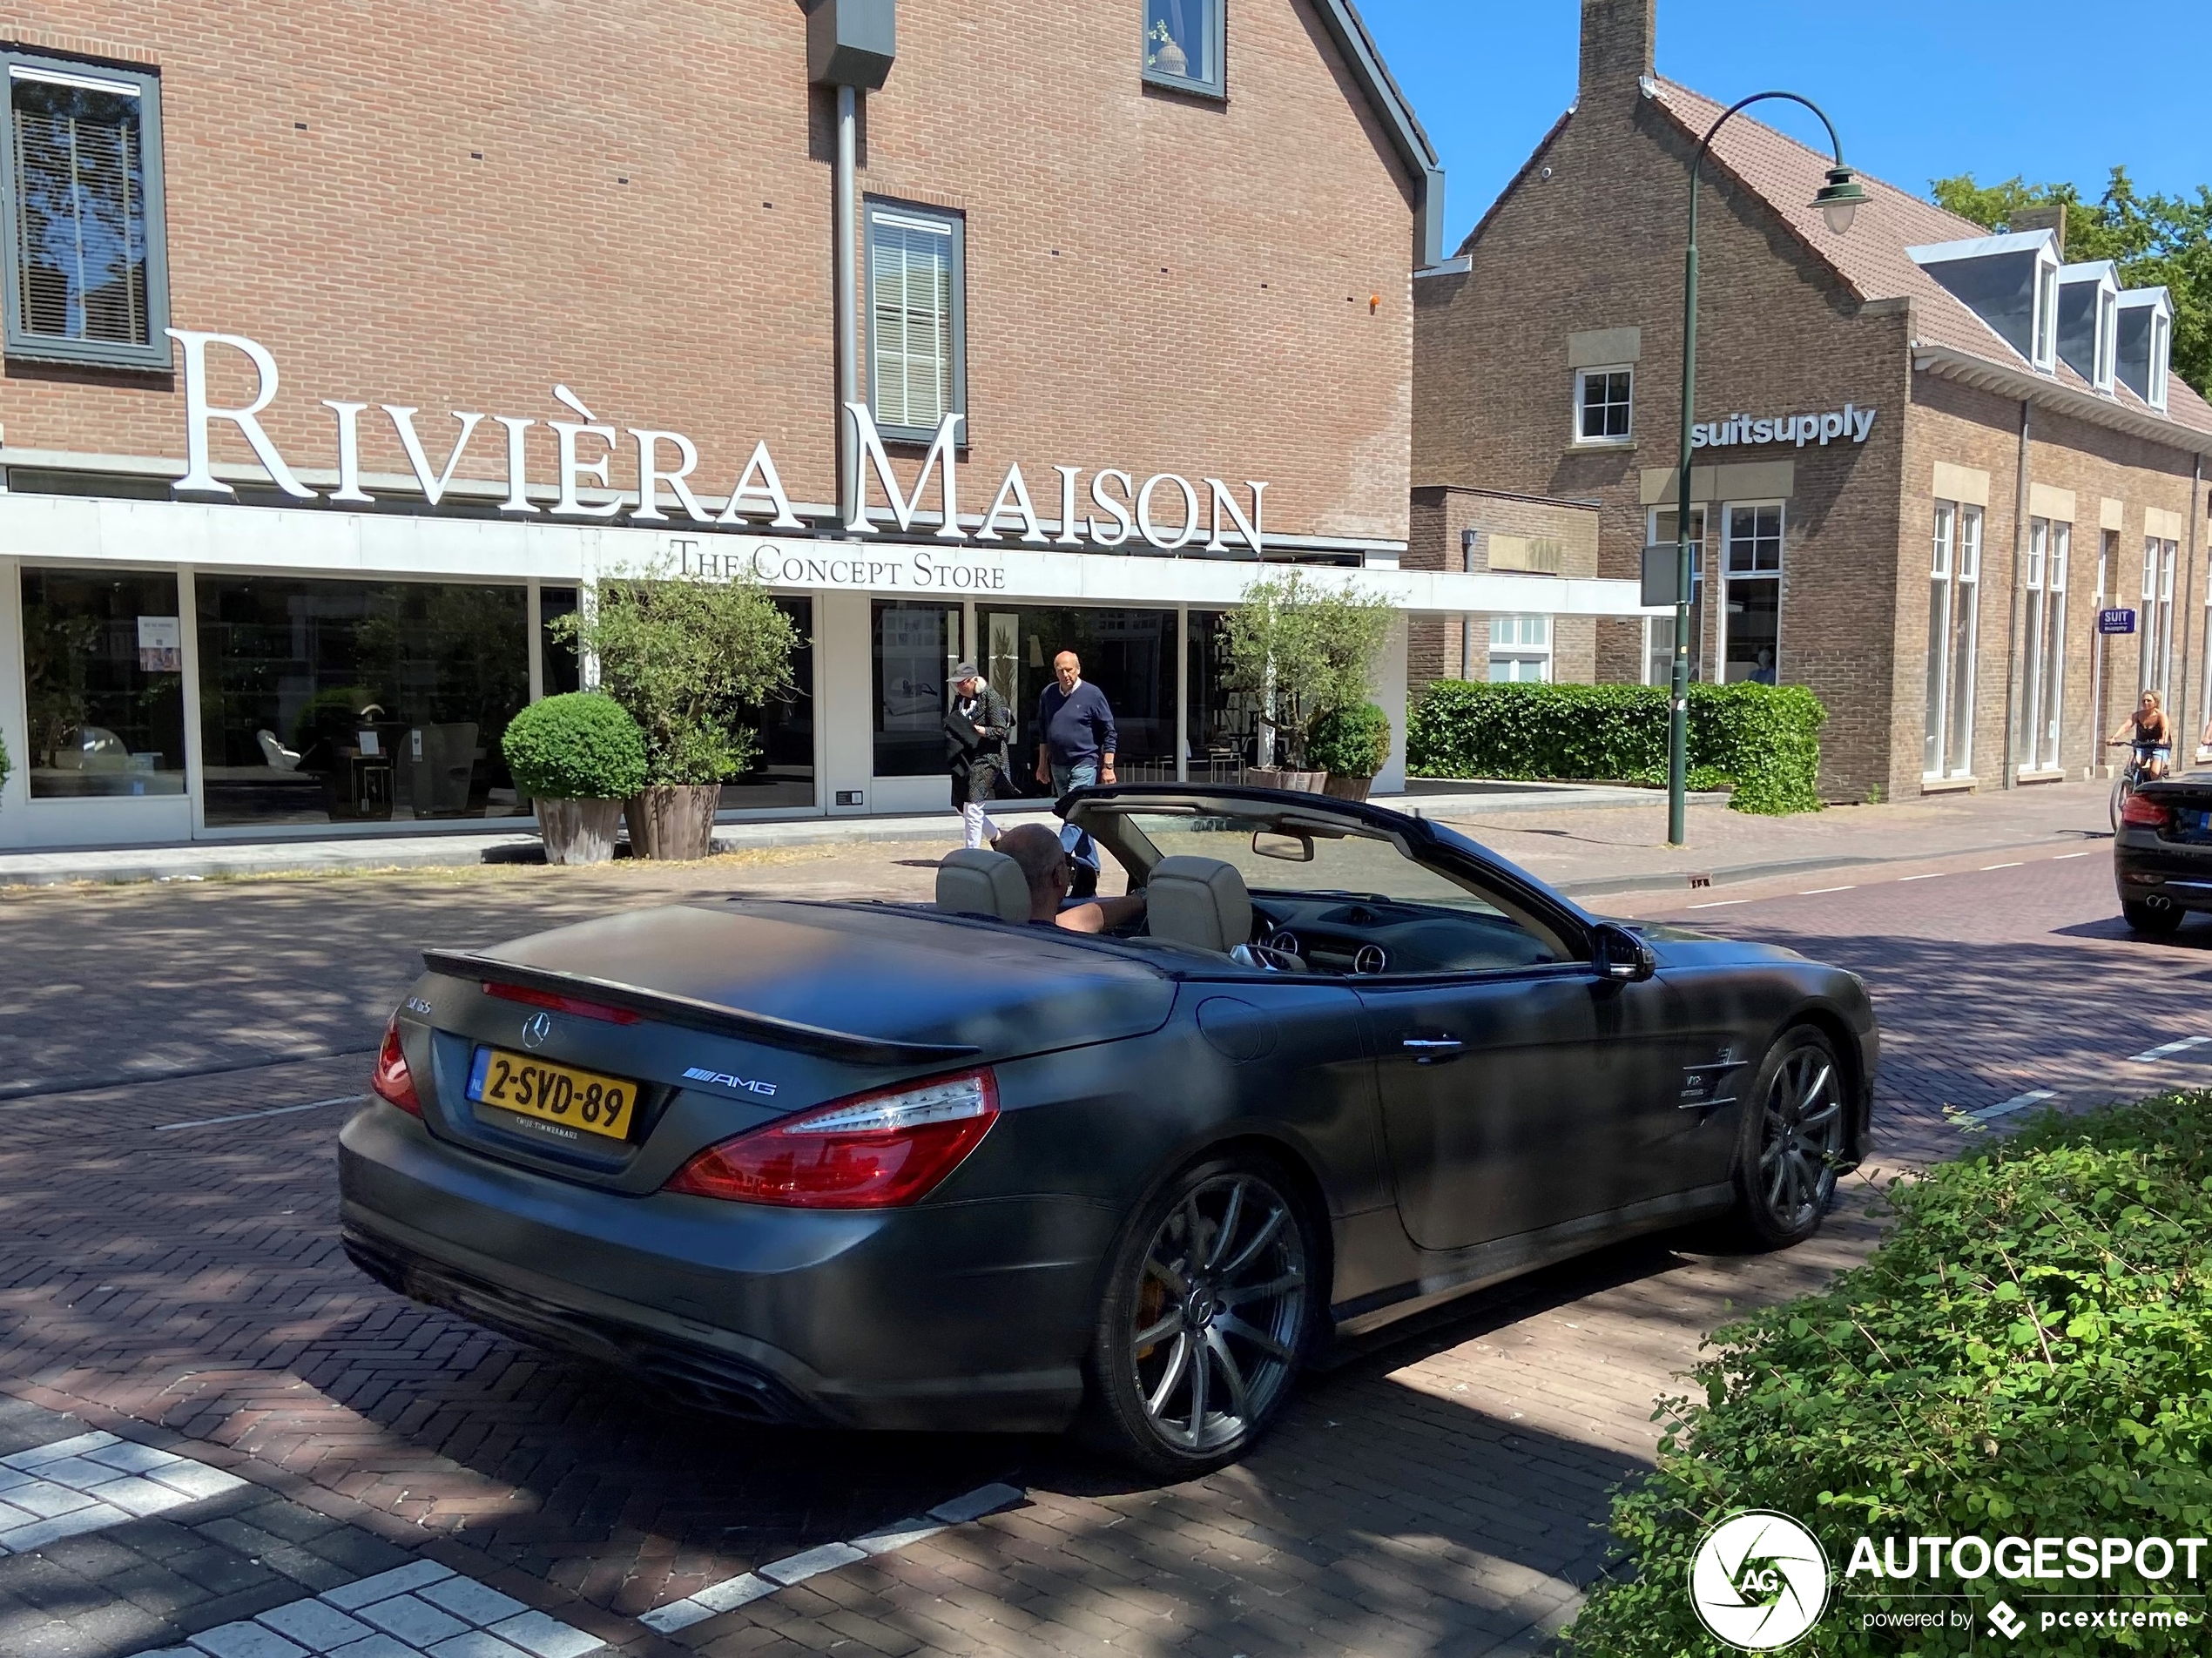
[952,662,981,680]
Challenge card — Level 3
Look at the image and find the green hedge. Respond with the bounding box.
[501,692,648,801]
[1306,702,1392,778]
[1568,1088,2212,1657]
[1406,680,1826,814]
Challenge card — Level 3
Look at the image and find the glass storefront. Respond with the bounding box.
[1186,609,1257,778]
[20,567,186,797]
[195,576,531,826]
[873,600,959,777]
[978,605,1177,790]
[722,596,815,810]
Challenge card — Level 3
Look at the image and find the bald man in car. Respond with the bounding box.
[995,823,1144,933]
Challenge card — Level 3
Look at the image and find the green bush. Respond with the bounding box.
[500,692,648,800]
[1406,680,1826,814]
[0,729,10,799]
[1306,702,1392,778]
[1568,1088,2212,1658]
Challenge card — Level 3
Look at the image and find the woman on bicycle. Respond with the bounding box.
[2108,690,2175,779]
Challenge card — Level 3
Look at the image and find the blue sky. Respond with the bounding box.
[1353,1,2212,253]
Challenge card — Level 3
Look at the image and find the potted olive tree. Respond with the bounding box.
[1308,703,1393,801]
[552,564,798,860]
[1224,571,1393,792]
[501,692,647,865]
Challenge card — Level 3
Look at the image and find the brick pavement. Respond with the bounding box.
[1,800,2197,1655]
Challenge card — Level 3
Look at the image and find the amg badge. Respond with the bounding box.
[683,1067,778,1097]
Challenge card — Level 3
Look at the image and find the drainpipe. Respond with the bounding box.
[2000,398,2032,788]
[2185,452,2203,748]
[805,0,897,527]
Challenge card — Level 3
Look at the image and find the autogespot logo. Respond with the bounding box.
[1690,1511,1832,1650]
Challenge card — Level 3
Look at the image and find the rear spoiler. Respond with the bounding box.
[421,950,981,1066]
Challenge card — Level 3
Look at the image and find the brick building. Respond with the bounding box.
[1414,0,2212,803]
[0,0,1656,850]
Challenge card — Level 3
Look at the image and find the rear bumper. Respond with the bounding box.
[2114,838,2212,912]
[338,1103,1116,1432]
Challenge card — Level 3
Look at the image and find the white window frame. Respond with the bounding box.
[864,198,968,446]
[1719,500,1785,684]
[1642,504,1706,686]
[2148,311,2172,412]
[1142,0,1226,98]
[1487,614,1552,684]
[2032,253,2060,374]
[2021,517,2068,773]
[2094,286,2119,394]
[1923,500,1981,778]
[1572,365,1633,446]
[2141,535,2177,698]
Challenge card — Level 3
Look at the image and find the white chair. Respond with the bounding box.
[256,730,304,772]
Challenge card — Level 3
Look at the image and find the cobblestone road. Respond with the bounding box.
[2,802,2202,1657]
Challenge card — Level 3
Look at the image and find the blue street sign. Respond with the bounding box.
[2099,608,2138,636]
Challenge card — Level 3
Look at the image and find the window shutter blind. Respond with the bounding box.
[11,76,149,346]
[869,212,953,430]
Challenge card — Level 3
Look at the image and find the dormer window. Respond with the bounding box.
[2115,287,2175,410]
[2055,261,2120,393]
[1908,228,2063,374]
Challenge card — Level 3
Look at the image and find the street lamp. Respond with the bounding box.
[1666,95,1864,847]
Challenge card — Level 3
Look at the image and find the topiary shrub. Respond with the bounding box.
[1306,702,1393,778]
[501,692,648,801]
[1567,1088,2212,1657]
[1405,680,1825,814]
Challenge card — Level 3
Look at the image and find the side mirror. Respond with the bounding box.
[1592,922,1656,983]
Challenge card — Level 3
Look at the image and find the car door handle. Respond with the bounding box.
[1400,1036,1464,1063]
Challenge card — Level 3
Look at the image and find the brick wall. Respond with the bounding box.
[1404,484,1598,702]
[0,0,1415,542]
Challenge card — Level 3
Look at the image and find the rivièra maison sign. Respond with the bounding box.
[163,329,1271,555]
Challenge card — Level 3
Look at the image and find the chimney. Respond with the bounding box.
[1580,0,1655,102]
[2011,203,2066,256]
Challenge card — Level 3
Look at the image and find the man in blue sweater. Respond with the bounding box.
[1033,650,1117,796]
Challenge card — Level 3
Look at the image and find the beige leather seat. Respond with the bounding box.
[936,847,1031,923]
[1147,855,1252,955]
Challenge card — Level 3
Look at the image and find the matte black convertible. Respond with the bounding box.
[340,785,1878,1476]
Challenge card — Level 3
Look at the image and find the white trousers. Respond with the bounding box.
[961,801,1002,849]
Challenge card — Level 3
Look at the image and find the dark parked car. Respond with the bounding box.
[2116,765,2212,934]
[339,785,1877,1477]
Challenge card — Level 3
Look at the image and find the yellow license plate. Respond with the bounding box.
[468,1047,639,1140]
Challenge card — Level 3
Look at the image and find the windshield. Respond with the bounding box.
[1102,808,1510,915]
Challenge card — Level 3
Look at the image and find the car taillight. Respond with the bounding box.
[663,1069,999,1209]
[371,1016,422,1115]
[2121,792,2169,828]
[483,981,642,1024]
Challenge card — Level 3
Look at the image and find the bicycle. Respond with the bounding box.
[2109,738,2172,832]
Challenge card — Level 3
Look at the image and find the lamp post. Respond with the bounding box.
[1666,92,1864,846]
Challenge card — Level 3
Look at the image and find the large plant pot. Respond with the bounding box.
[535,797,624,866]
[1247,768,1327,794]
[1323,774,1373,802]
[625,784,720,860]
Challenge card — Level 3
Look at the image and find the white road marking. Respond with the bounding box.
[1800,885,1857,894]
[1964,1089,2056,1123]
[0,1432,248,1554]
[2128,1035,2212,1063]
[1897,873,1944,881]
[2055,851,2092,859]
[155,1093,368,1133]
[133,1559,604,1658]
[1982,861,2024,870]
[638,1482,1024,1635]
[1685,899,1749,909]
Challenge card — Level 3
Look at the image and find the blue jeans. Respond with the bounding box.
[1050,759,1098,797]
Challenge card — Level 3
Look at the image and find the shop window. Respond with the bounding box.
[2021,519,2069,772]
[1722,502,1783,684]
[720,596,815,811]
[873,600,958,778]
[1143,0,1224,96]
[195,576,531,827]
[1642,506,1706,686]
[1574,367,1632,444]
[2,52,170,369]
[1922,502,1981,778]
[1187,609,1255,780]
[1487,615,1551,683]
[982,605,1179,789]
[20,566,185,798]
[866,200,965,443]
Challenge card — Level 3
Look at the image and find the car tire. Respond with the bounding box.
[1732,1028,1848,1250]
[1082,1152,1319,1480]
[2122,899,2188,935]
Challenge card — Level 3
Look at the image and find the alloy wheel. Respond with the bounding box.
[1759,1048,1843,1232]
[1127,1172,1308,1454]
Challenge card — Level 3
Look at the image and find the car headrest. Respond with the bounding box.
[936,848,1031,924]
[1147,856,1252,956]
